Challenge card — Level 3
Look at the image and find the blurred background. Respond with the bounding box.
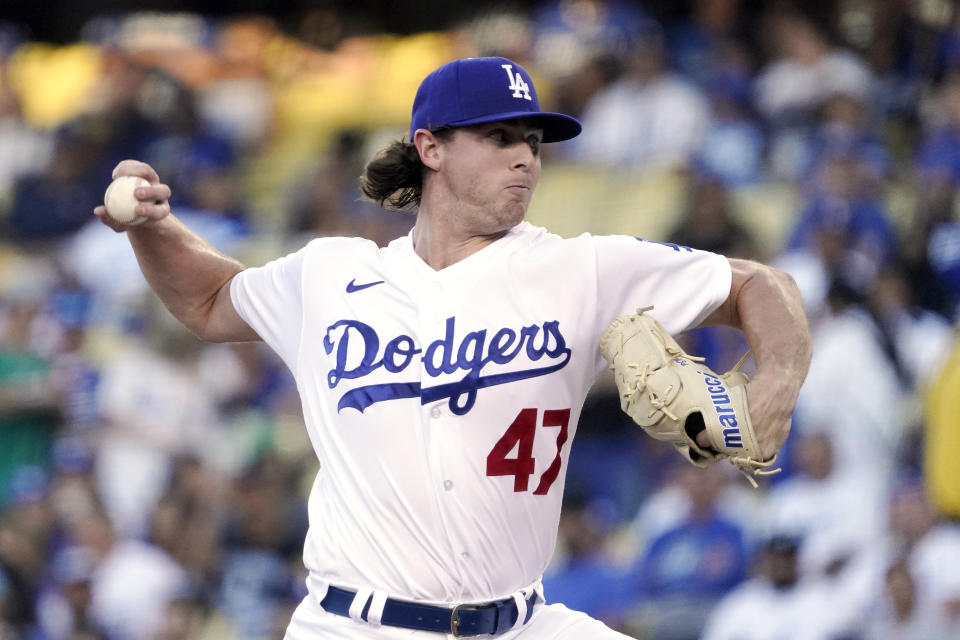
[1,1,960,638]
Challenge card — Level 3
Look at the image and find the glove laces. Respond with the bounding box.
[616,307,706,422]
[728,455,781,489]
[619,362,681,421]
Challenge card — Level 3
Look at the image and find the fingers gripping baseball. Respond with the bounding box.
[94,160,172,231]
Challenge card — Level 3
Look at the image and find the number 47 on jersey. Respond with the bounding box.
[486,408,570,495]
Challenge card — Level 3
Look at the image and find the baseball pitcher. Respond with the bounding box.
[94,57,811,639]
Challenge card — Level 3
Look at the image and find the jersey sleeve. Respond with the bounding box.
[229,242,312,373]
[592,235,732,336]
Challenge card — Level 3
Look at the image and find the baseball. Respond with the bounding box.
[103,175,150,225]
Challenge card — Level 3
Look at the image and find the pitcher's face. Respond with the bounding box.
[432,119,543,234]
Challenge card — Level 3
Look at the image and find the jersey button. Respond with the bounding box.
[430,406,442,419]
[460,551,470,560]
[443,480,454,491]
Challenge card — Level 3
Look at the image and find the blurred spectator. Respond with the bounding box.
[294,5,346,52]
[150,489,219,581]
[885,480,937,559]
[884,481,960,635]
[695,44,766,187]
[467,9,533,64]
[35,545,107,640]
[135,69,237,219]
[0,465,58,635]
[4,49,167,241]
[764,427,889,632]
[866,264,954,390]
[802,527,887,636]
[196,341,292,418]
[700,535,802,640]
[71,509,191,640]
[805,92,891,187]
[785,150,896,294]
[899,169,960,320]
[906,510,960,634]
[857,0,935,121]
[667,171,759,258]
[0,60,52,207]
[764,429,887,571]
[76,50,157,175]
[217,455,307,639]
[198,17,277,153]
[917,69,960,184]
[93,306,227,539]
[755,8,874,180]
[754,6,875,114]
[570,26,711,170]
[44,49,241,228]
[0,295,60,508]
[525,0,649,123]
[4,123,104,241]
[626,463,749,640]
[47,440,100,537]
[629,458,762,553]
[793,280,905,485]
[667,0,748,90]
[46,288,100,440]
[866,558,949,640]
[700,532,859,640]
[531,0,653,82]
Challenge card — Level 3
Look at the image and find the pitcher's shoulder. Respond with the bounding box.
[297,235,382,261]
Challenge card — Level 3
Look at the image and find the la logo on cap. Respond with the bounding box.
[501,64,531,101]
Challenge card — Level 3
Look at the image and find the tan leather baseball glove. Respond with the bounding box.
[599,307,779,487]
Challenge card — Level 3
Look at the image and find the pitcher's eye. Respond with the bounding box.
[527,136,541,156]
[487,129,507,144]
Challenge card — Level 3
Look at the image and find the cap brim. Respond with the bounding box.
[443,110,582,143]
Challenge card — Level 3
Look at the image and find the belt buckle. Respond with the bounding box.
[450,603,481,638]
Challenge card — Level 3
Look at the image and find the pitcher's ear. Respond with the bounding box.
[413,128,444,171]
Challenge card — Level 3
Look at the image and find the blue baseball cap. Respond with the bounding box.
[410,57,582,143]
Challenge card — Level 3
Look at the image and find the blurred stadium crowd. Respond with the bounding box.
[2,1,960,638]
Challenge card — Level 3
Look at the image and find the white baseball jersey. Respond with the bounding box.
[229,221,731,606]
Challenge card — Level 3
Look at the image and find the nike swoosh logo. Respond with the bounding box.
[346,278,385,293]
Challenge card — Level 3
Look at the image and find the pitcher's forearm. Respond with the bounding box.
[96,160,256,343]
[735,265,811,396]
[699,259,812,458]
[128,215,245,337]
[704,259,811,390]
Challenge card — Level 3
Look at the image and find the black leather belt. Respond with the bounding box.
[320,585,538,637]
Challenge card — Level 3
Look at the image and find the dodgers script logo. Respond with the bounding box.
[501,64,532,101]
[323,316,570,415]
